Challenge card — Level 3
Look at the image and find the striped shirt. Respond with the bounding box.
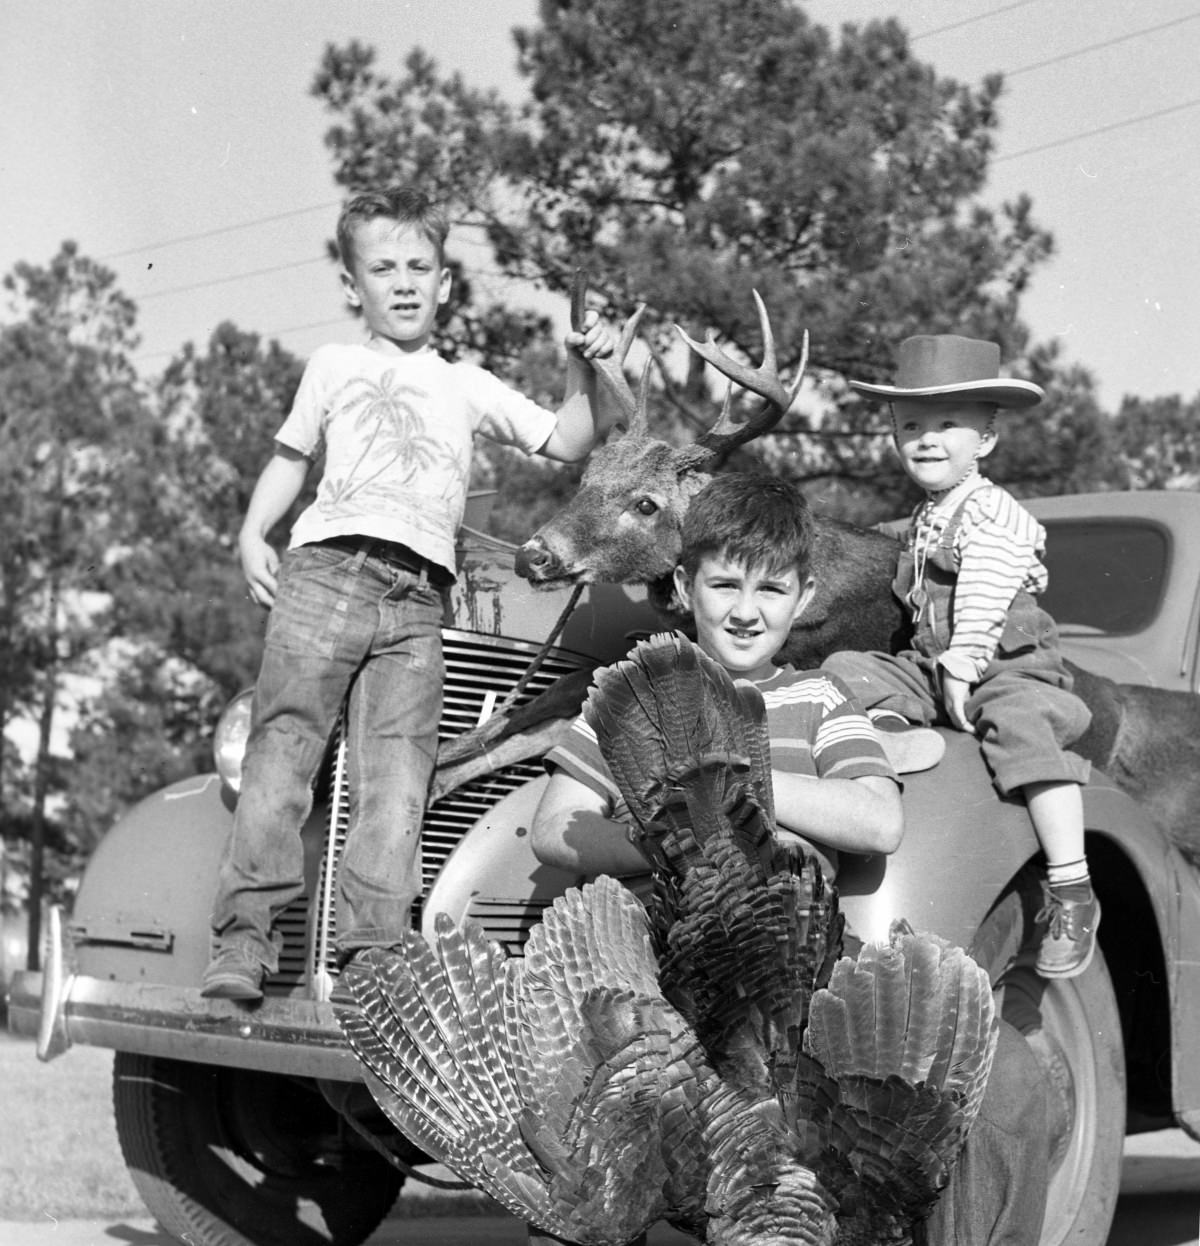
[545,665,896,877]
[910,476,1048,682]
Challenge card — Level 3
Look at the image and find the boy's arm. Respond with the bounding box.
[533,763,901,868]
[531,770,647,875]
[536,310,614,463]
[770,771,903,855]
[940,492,1045,729]
[240,445,311,607]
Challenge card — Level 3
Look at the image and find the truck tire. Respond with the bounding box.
[972,873,1124,1246]
[112,1053,402,1246]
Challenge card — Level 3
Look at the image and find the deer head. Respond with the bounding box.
[516,292,808,590]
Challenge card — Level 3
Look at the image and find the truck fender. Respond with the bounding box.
[421,775,580,953]
[69,775,326,988]
[838,731,1042,948]
[838,730,1189,951]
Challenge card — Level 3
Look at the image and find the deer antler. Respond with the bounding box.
[569,269,647,434]
[675,291,809,463]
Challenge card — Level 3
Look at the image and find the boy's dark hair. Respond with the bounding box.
[336,188,450,270]
[679,473,813,580]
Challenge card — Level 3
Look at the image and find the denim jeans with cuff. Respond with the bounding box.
[210,540,445,974]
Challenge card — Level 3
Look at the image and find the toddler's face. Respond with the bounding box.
[891,400,998,494]
[341,219,451,352]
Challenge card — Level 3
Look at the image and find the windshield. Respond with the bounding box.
[1040,518,1169,636]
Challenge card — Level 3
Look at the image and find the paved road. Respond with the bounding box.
[9,1130,1200,1246]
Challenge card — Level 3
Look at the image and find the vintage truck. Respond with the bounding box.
[7,487,1200,1246]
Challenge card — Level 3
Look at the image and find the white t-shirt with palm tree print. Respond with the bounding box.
[277,342,558,576]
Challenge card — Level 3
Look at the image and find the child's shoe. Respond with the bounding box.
[1035,882,1101,979]
[869,711,945,774]
[201,946,266,1001]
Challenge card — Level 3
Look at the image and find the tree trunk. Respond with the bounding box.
[26,477,64,972]
[26,648,59,971]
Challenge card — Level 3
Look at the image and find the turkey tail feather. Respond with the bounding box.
[336,876,714,1245]
[791,922,999,1231]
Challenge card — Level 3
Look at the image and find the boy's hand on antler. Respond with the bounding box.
[565,307,615,361]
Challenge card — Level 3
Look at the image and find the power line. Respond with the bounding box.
[995,95,1200,162]
[134,256,328,302]
[102,201,488,265]
[1005,11,1200,79]
[128,251,523,308]
[101,8,1200,343]
[911,0,1039,42]
[100,202,339,262]
[92,8,1198,273]
[127,79,1200,342]
[133,315,354,365]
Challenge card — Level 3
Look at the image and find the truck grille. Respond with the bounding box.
[267,629,588,994]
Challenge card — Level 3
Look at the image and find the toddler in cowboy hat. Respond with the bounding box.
[823,334,1099,978]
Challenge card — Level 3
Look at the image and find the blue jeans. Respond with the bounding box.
[211,541,445,971]
[918,1019,1050,1245]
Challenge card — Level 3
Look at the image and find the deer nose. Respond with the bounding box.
[515,537,557,581]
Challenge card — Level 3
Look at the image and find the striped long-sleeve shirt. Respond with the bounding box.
[909,476,1048,682]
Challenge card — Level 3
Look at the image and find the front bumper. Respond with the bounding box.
[6,907,361,1081]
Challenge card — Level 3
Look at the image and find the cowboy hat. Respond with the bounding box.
[849,335,1044,409]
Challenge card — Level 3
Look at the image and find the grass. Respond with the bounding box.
[0,1032,144,1221]
[0,1032,501,1225]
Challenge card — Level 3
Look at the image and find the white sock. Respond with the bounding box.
[1047,858,1090,888]
[869,710,909,725]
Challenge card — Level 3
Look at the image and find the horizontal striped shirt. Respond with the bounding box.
[910,477,1047,682]
[545,664,896,871]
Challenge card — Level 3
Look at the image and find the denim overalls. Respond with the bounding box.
[825,497,1090,796]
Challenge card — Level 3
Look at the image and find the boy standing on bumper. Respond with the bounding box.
[824,334,1098,978]
[203,187,612,1001]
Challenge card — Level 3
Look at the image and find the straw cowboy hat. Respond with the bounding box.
[849,335,1044,409]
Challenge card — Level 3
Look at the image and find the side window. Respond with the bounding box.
[1041,519,1169,636]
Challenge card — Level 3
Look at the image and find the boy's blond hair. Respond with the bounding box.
[336,188,450,271]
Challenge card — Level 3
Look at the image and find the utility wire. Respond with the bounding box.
[110,5,1200,352]
[995,95,1200,162]
[101,202,339,262]
[98,6,1197,273]
[133,315,353,365]
[1005,11,1200,79]
[911,0,1039,42]
[134,256,327,302]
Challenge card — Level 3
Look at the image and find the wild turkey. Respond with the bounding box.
[336,634,998,1244]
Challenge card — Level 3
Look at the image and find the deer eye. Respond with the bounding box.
[634,497,659,516]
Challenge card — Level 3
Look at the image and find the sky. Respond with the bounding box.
[2,0,1198,412]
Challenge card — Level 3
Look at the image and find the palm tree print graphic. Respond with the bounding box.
[318,370,461,514]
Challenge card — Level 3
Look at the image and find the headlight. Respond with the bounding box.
[212,690,254,794]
